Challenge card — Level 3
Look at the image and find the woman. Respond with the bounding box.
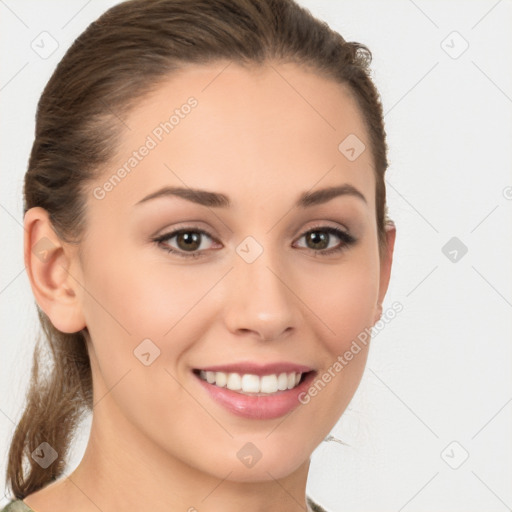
[3,0,395,511]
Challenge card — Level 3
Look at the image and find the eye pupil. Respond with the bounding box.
[307,231,328,250]
[177,232,201,251]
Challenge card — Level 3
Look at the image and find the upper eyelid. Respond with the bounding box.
[154,227,217,243]
[154,223,216,238]
[154,223,350,240]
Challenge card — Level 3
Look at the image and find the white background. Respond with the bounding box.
[1,1,511,511]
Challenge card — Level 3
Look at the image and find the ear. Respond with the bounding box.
[24,207,86,333]
[374,221,396,324]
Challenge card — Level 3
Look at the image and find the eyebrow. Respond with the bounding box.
[135,183,367,208]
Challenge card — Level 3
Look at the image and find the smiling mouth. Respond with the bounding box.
[192,369,310,396]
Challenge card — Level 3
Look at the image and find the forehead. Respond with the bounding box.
[93,61,375,210]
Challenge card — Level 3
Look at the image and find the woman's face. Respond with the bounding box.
[71,61,394,482]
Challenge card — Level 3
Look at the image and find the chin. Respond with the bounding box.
[201,443,311,483]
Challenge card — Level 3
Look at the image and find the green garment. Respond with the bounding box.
[0,502,31,512]
[1,496,328,512]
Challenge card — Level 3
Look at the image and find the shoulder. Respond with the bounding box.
[1,500,34,512]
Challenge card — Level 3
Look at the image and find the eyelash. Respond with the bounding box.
[152,224,357,259]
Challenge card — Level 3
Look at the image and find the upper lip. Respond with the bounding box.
[194,362,314,376]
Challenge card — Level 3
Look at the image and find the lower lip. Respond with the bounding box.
[194,371,316,420]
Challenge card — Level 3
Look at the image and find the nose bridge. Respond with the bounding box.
[224,235,299,340]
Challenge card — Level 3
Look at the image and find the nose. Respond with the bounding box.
[222,245,301,342]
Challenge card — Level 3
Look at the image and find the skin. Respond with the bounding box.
[23,61,395,512]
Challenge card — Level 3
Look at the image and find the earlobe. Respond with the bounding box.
[24,207,86,333]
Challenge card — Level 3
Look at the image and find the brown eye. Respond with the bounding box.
[154,228,218,259]
[175,231,202,251]
[295,226,356,255]
[305,231,330,250]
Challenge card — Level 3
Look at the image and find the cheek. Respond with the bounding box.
[81,243,218,344]
[299,255,379,355]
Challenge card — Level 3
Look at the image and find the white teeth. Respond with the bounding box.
[260,374,278,393]
[241,374,260,393]
[215,371,227,388]
[197,370,305,394]
[226,373,242,391]
[277,372,288,391]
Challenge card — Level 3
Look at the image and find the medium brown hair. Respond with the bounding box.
[6,0,392,499]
